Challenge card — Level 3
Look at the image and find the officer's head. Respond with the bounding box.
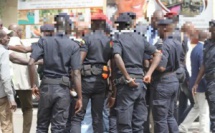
[54,13,72,34]
[164,11,179,26]
[157,19,174,38]
[209,20,215,39]
[115,12,136,31]
[0,29,11,46]
[41,24,55,37]
[151,10,164,30]
[91,13,107,32]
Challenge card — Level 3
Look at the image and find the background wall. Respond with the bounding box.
[0,0,18,27]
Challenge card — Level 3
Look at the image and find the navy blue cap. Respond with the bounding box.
[157,19,174,25]
[40,24,54,32]
[115,13,133,24]
[55,13,70,20]
[209,20,215,27]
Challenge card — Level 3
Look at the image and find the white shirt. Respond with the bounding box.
[186,39,192,77]
[9,37,31,90]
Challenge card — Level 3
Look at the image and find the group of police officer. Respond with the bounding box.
[7,9,215,133]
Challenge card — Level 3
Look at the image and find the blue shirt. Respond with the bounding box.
[145,25,159,45]
[190,42,207,92]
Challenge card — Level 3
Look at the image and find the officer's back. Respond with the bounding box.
[82,30,111,65]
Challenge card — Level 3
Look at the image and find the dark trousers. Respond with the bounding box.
[115,79,147,133]
[109,104,118,133]
[205,80,215,132]
[71,76,107,133]
[36,84,70,133]
[152,76,179,133]
[64,97,75,133]
[143,84,151,133]
[178,81,194,125]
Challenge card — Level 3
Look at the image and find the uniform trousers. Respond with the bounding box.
[115,79,147,133]
[205,80,215,133]
[36,84,70,133]
[152,75,179,133]
[71,76,107,133]
[0,97,13,133]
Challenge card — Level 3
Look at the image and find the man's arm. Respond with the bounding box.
[28,58,36,88]
[8,45,32,53]
[0,51,16,110]
[72,70,82,100]
[9,53,29,65]
[114,54,131,80]
[146,50,162,74]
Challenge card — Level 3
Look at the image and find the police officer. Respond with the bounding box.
[28,13,82,132]
[70,13,112,133]
[112,12,161,132]
[193,20,215,133]
[151,18,181,133]
[37,24,55,80]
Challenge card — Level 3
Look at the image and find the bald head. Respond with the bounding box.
[8,24,23,38]
[181,21,195,38]
[0,29,10,46]
[8,24,18,31]
[198,30,210,42]
[151,10,164,29]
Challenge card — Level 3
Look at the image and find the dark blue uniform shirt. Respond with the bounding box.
[190,42,207,92]
[173,28,188,65]
[81,30,112,65]
[153,35,181,78]
[31,33,81,78]
[203,39,215,76]
[112,31,156,75]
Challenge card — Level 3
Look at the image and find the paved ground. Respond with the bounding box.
[0,108,202,133]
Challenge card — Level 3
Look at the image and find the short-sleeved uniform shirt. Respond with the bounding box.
[31,33,81,78]
[172,28,188,65]
[203,39,215,77]
[153,35,181,78]
[112,31,156,76]
[80,30,112,65]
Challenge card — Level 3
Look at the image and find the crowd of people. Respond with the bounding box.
[0,8,215,133]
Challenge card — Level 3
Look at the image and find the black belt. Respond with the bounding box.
[42,76,70,87]
[113,74,143,86]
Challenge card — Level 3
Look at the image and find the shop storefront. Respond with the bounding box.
[17,0,106,38]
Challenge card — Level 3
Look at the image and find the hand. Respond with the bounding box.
[32,86,40,100]
[128,78,139,88]
[108,97,115,108]
[192,84,198,97]
[9,101,17,112]
[75,99,82,114]
[143,74,152,84]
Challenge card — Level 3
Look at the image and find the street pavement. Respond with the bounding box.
[0,108,201,133]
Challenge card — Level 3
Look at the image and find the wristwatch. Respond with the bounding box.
[125,78,133,84]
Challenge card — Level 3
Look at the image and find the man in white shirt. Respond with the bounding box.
[0,29,17,133]
[8,24,33,133]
